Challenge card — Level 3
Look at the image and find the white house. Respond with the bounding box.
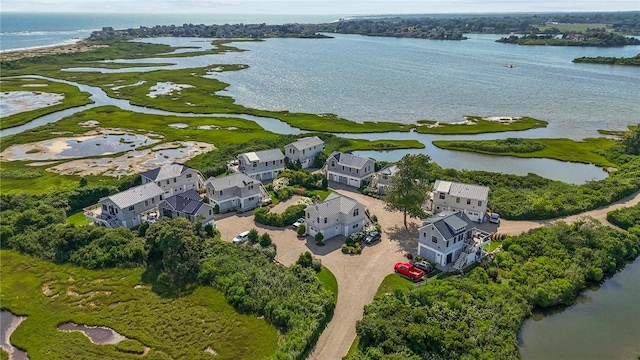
[140,162,204,197]
[431,180,489,223]
[237,149,285,181]
[305,193,366,240]
[373,164,398,195]
[158,189,216,226]
[284,136,325,169]
[418,211,491,269]
[205,172,268,213]
[325,152,375,188]
[84,183,165,228]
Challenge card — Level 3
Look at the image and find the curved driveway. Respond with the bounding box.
[214,186,640,360]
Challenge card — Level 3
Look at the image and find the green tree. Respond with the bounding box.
[382,154,433,228]
[248,228,259,243]
[297,224,306,237]
[259,233,272,247]
[315,232,324,244]
[622,124,640,155]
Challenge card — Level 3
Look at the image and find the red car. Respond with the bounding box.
[394,262,425,281]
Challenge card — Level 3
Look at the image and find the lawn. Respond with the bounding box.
[433,137,618,168]
[0,250,278,360]
[316,267,338,300]
[375,273,414,296]
[66,211,88,226]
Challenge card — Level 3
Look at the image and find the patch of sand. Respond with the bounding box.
[481,115,523,123]
[42,281,54,296]
[0,40,108,62]
[22,83,48,87]
[0,91,64,117]
[205,347,218,355]
[147,82,194,98]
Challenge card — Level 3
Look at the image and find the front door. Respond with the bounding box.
[446,253,453,264]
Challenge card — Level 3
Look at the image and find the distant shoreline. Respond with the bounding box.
[0,39,108,62]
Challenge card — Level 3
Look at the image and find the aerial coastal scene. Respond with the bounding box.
[1,0,640,359]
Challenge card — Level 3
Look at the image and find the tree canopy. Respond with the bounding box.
[383,154,433,228]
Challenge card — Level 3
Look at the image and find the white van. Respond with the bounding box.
[232,230,250,244]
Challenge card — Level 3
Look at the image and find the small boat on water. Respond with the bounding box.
[504,64,516,68]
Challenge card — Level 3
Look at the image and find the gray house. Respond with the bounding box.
[431,180,489,223]
[205,172,267,213]
[284,136,325,169]
[140,162,204,197]
[325,152,375,188]
[158,189,216,226]
[418,211,491,269]
[84,183,165,228]
[373,164,398,195]
[305,193,366,240]
[237,148,285,181]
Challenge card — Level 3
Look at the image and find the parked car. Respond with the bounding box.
[232,230,250,244]
[489,213,501,224]
[394,262,425,281]
[410,260,433,273]
[292,218,305,229]
[363,231,381,244]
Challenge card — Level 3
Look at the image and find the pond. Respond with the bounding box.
[57,322,126,345]
[0,310,29,360]
[518,257,640,360]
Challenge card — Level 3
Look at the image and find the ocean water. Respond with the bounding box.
[0,12,341,51]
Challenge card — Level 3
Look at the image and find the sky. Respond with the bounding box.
[1,0,638,14]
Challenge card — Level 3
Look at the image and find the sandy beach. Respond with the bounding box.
[0,40,106,62]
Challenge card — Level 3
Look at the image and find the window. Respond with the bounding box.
[478,200,482,206]
[353,208,359,216]
[353,223,359,229]
[152,198,155,203]
[431,236,438,244]
[174,178,177,183]
[456,197,460,203]
[159,195,163,200]
[446,241,450,248]
[253,163,257,167]
[423,232,426,238]
[466,199,471,205]
[248,185,254,190]
[331,161,335,167]
[157,182,161,187]
[273,161,276,165]
[302,149,305,154]
[307,213,310,218]
[145,200,148,206]
[324,218,327,224]
[102,204,107,211]
[128,205,135,211]
[439,193,445,200]
[356,169,359,174]
[219,190,223,196]
[166,180,170,185]
[209,209,212,215]
[342,166,345,171]
[317,217,320,224]
[248,197,255,201]
[186,173,192,178]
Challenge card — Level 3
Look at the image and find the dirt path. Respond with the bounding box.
[214,186,640,360]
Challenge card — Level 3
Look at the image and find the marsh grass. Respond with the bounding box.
[0,250,278,359]
[433,137,617,168]
[416,116,547,135]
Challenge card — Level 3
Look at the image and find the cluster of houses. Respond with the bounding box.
[85,135,491,270]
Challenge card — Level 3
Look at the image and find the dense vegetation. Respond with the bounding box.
[573,53,640,66]
[347,220,640,359]
[435,138,546,153]
[0,191,334,359]
[496,32,640,46]
[607,203,640,231]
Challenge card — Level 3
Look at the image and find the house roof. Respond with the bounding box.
[206,172,257,191]
[433,180,489,200]
[421,211,474,239]
[239,148,284,163]
[329,152,372,169]
[106,183,164,209]
[378,164,398,176]
[162,189,204,215]
[140,162,192,182]
[287,136,324,151]
[306,192,361,217]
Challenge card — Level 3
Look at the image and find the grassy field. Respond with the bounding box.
[317,267,338,300]
[0,77,94,129]
[374,273,415,296]
[0,250,278,359]
[433,137,618,168]
[415,116,547,135]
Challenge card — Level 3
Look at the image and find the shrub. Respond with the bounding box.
[276,186,294,201]
[254,204,305,227]
[315,232,324,244]
[371,214,378,223]
[259,233,272,247]
[297,224,306,237]
[248,228,259,244]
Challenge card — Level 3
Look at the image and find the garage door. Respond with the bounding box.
[348,178,360,187]
[323,226,340,240]
[307,226,317,237]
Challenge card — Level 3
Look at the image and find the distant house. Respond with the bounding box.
[140,163,204,197]
[284,136,325,169]
[373,164,398,195]
[237,149,285,181]
[431,180,489,223]
[325,152,375,188]
[158,189,215,226]
[418,211,490,269]
[84,183,164,228]
[305,193,366,240]
[205,172,268,213]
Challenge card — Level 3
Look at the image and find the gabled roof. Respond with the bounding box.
[140,162,192,182]
[328,152,372,169]
[206,172,257,191]
[306,192,361,217]
[421,211,474,239]
[378,164,398,176]
[433,180,489,201]
[106,183,164,209]
[239,148,285,163]
[287,136,324,151]
[162,189,204,215]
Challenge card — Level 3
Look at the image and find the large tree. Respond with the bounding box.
[383,154,433,229]
[622,124,640,155]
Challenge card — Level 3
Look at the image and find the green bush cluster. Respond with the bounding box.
[341,243,362,255]
[254,204,306,227]
[441,138,546,153]
[607,203,640,231]
[1,169,46,179]
[277,169,328,190]
[348,220,640,359]
[296,251,322,272]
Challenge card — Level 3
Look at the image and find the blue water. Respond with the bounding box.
[0,12,341,51]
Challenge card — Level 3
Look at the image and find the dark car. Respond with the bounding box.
[363,231,381,244]
[411,260,433,273]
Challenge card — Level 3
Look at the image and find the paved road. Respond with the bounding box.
[215,186,640,360]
